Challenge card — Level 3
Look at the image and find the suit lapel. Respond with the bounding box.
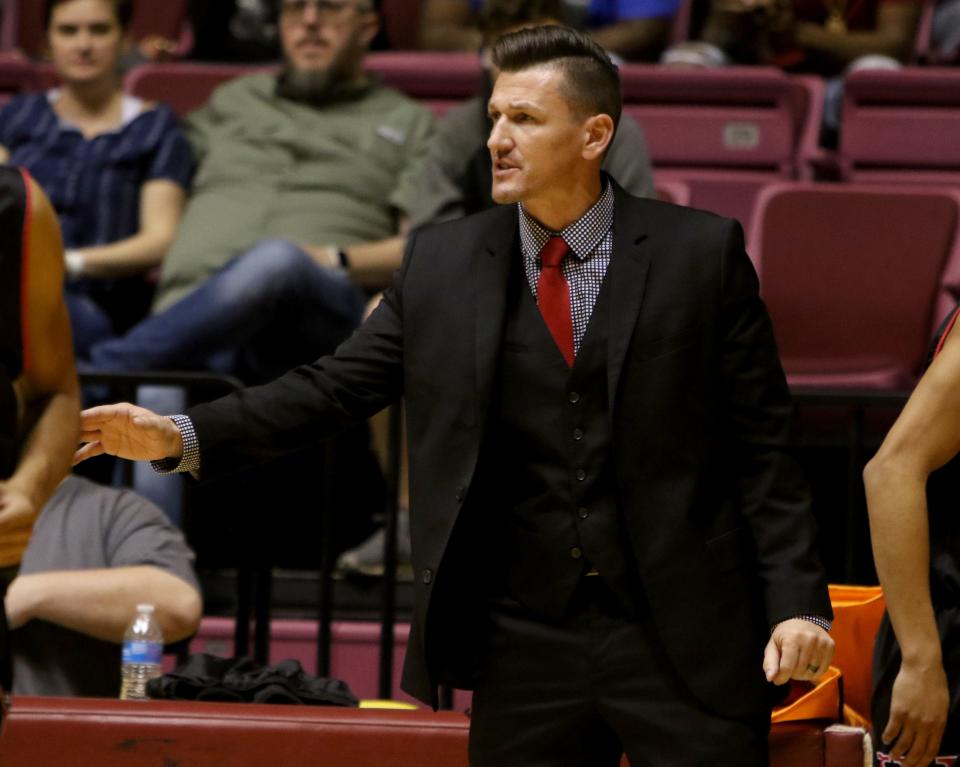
[607,188,651,415]
[473,205,519,424]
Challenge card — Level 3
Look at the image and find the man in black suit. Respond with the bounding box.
[77,25,834,766]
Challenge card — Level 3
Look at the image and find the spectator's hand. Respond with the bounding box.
[138,35,179,61]
[75,403,183,465]
[762,618,834,685]
[882,659,949,767]
[3,575,37,630]
[0,484,36,567]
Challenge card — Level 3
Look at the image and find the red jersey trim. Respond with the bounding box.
[934,305,960,360]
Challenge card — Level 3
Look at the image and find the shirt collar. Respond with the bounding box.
[518,178,614,262]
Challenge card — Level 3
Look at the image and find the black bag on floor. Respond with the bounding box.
[146,654,358,706]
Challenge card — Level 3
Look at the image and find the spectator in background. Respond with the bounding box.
[420,0,680,61]
[690,0,921,75]
[5,475,202,698]
[83,0,433,385]
[663,0,920,143]
[0,167,80,584]
[0,0,194,358]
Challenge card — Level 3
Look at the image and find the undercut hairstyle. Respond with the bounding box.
[45,0,135,30]
[480,0,565,41]
[491,25,622,131]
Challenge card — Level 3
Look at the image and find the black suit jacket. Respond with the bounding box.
[189,185,832,717]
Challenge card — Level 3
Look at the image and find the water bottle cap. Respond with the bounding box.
[137,604,155,614]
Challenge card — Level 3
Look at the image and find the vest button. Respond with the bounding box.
[572,428,584,441]
[569,547,583,560]
[575,468,586,481]
[568,391,581,404]
[422,568,433,584]
[578,507,589,519]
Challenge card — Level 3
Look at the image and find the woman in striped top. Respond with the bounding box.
[0,0,194,355]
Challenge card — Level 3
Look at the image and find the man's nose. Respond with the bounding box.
[301,2,321,25]
[487,119,511,152]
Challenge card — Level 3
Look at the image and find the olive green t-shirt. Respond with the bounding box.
[154,73,434,312]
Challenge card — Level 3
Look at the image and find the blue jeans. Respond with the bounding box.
[87,239,366,383]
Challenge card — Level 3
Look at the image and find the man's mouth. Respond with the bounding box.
[493,158,520,173]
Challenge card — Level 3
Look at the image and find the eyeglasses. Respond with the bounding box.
[280,0,371,21]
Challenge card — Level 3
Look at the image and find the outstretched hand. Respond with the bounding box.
[74,403,183,465]
[763,618,835,685]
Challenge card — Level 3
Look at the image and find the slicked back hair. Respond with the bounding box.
[491,24,621,132]
[45,0,135,30]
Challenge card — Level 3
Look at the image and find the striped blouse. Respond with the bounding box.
[0,91,195,249]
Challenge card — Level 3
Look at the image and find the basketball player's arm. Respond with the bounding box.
[862,326,960,767]
[0,180,80,565]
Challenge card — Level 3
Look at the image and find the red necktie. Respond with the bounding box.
[537,236,574,367]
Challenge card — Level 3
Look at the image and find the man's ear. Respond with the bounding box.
[582,114,615,162]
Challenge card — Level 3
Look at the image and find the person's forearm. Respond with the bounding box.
[590,19,672,60]
[9,388,79,512]
[794,20,914,64]
[305,236,407,291]
[74,231,173,279]
[10,566,202,643]
[864,456,943,664]
[343,235,406,290]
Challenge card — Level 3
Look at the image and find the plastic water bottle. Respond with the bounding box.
[120,604,164,701]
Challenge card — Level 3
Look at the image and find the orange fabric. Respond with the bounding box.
[771,666,842,723]
[828,584,886,725]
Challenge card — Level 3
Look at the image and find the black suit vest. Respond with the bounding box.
[472,254,642,619]
[0,168,26,479]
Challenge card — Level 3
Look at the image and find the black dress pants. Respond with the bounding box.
[468,576,770,767]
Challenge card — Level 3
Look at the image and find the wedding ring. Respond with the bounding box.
[806,664,820,673]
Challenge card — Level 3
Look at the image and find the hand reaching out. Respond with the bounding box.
[74,403,183,465]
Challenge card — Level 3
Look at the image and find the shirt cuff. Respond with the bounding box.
[149,414,200,475]
[784,614,833,633]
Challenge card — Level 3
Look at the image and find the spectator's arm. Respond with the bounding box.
[591,17,674,60]
[69,179,187,279]
[794,1,922,65]
[301,218,411,291]
[0,179,80,567]
[0,145,9,163]
[4,566,202,643]
[419,0,482,51]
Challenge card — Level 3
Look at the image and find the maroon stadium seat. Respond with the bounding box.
[839,68,960,186]
[748,182,960,389]
[619,66,820,233]
[0,55,36,106]
[124,62,268,118]
[655,179,691,206]
[364,52,482,117]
